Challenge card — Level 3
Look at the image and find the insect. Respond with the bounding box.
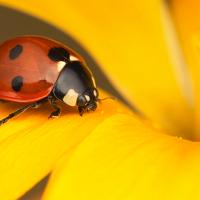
[0,35,100,125]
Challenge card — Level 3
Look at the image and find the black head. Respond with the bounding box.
[76,88,99,115]
[53,61,99,115]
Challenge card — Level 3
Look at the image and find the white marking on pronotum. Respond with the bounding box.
[70,55,79,61]
[57,61,66,72]
[85,95,90,102]
[63,89,79,106]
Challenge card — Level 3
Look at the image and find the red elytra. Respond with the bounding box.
[0,36,83,103]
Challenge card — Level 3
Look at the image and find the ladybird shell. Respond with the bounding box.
[0,36,83,102]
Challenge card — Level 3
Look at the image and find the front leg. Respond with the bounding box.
[48,96,61,118]
[78,106,86,116]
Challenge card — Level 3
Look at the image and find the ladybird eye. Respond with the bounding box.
[93,88,99,98]
[77,95,87,107]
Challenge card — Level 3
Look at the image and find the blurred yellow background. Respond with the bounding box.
[0,1,199,200]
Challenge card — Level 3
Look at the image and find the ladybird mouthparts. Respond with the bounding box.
[86,101,97,111]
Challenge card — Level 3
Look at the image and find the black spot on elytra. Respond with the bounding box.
[11,76,23,92]
[48,47,69,61]
[9,45,23,60]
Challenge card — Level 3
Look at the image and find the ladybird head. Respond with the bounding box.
[76,88,99,115]
[53,61,99,114]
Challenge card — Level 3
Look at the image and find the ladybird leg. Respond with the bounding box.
[48,96,61,118]
[0,98,47,126]
[78,106,85,116]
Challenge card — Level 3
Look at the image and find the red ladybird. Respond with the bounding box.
[0,36,99,125]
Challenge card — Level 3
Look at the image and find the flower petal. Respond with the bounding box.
[170,0,200,138]
[43,114,200,200]
[0,0,194,137]
[0,91,129,200]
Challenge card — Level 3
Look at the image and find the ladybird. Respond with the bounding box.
[0,35,99,125]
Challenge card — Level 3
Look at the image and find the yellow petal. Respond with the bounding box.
[170,0,200,138]
[43,114,200,200]
[0,0,194,137]
[0,91,129,200]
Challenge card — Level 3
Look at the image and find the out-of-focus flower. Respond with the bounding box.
[0,0,199,199]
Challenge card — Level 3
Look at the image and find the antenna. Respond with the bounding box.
[97,96,116,103]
